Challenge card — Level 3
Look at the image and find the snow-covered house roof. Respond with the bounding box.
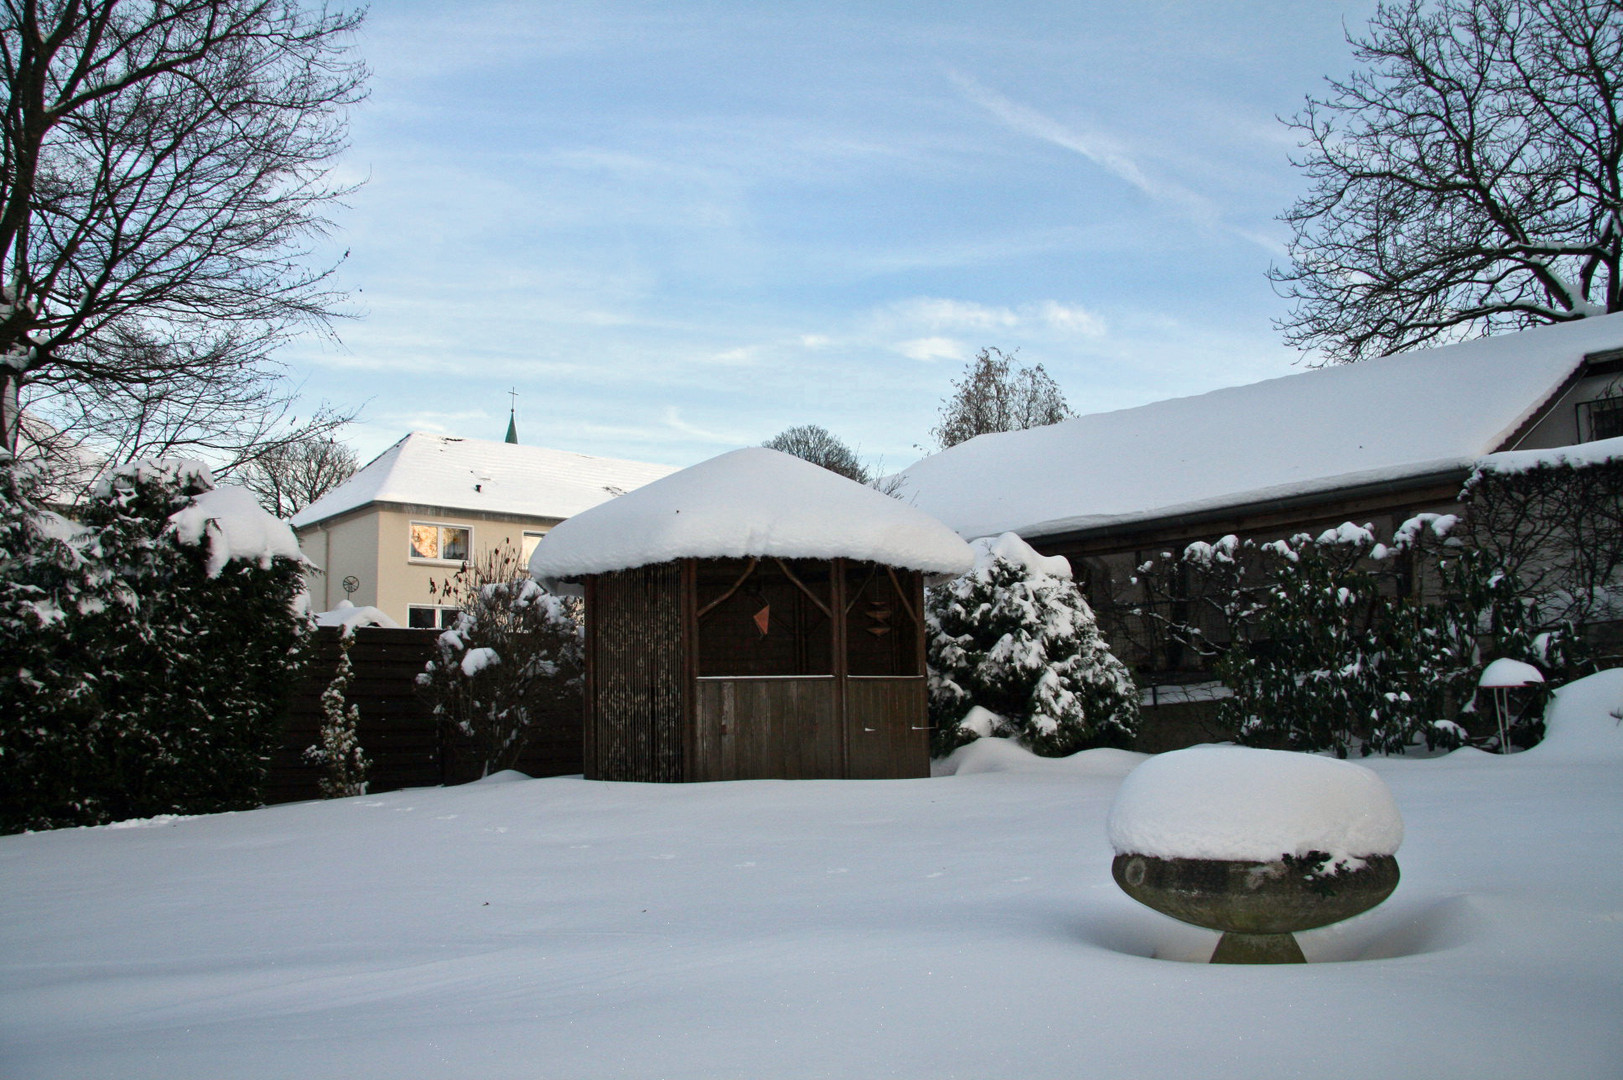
[894,313,1623,541]
[290,432,680,529]
[528,447,975,580]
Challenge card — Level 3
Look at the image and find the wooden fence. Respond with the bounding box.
[267,626,583,804]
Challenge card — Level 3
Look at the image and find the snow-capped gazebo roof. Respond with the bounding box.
[528,447,975,580]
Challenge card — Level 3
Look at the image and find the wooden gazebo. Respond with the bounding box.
[529,448,974,782]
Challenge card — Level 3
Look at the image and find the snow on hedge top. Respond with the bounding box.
[1106,746,1403,864]
[529,447,975,579]
[314,600,400,630]
[895,313,1623,540]
[973,531,1072,579]
[169,485,305,578]
[290,433,678,528]
[1531,668,1623,762]
[1471,433,1623,478]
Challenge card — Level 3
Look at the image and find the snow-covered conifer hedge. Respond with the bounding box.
[1,457,310,832]
[926,532,1139,757]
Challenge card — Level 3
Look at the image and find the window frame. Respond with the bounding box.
[407,604,462,630]
[408,520,473,564]
[1577,396,1623,443]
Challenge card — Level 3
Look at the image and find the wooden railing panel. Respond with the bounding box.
[692,677,840,781]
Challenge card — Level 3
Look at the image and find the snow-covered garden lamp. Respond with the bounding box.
[1478,658,1545,754]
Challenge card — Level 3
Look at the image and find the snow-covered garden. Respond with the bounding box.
[3,670,1620,1079]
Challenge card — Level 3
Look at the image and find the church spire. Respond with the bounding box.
[504,387,518,444]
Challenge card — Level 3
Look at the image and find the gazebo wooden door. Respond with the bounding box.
[841,563,928,780]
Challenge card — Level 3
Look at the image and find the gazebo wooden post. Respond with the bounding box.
[832,556,849,778]
[582,575,599,780]
[680,557,698,782]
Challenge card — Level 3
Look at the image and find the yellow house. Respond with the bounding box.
[291,432,678,627]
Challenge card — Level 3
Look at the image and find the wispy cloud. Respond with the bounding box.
[877,296,1107,338]
[948,69,1279,256]
[895,336,967,362]
[661,406,757,446]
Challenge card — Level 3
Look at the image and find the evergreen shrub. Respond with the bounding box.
[926,532,1139,757]
[0,457,310,832]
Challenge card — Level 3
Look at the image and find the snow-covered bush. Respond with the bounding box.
[1211,523,1452,755]
[0,459,110,830]
[304,626,370,798]
[1172,518,1585,756]
[926,532,1138,757]
[1,456,311,832]
[415,543,584,778]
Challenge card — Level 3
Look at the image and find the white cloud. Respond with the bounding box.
[878,296,1107,339]
[895,336,967,362]
[887,297,1020,331]
[1036,301,1106,336]
[662,406,755,446]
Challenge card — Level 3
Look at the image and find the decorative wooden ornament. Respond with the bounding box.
[865,600,893,637]
[753,604,771,636]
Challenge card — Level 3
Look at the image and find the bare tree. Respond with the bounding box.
[1273,0,1623,363]
[0,0,368,456]
[238,433,357,518]
[930,346,1072,449]
[763,424,871,483]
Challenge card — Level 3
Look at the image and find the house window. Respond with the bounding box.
[1578,397,1623,442]
[521,530,546,570]
[407,605,461,630]
[410,522,471,562]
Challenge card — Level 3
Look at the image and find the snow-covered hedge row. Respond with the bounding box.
[1,457,311,832]
[1141,516,1584,756]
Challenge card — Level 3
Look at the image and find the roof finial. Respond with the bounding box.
[505,387,518,444]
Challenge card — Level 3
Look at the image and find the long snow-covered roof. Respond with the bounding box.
[291,433,679,528]
[895,313,1623,541]
[528,447,975,579]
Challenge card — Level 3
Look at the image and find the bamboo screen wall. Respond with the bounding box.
[585,563,686,782]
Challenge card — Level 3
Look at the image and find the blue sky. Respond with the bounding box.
[285,0,1378,471]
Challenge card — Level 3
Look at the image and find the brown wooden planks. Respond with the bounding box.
[692,677,840,780]
[845,676,930,779]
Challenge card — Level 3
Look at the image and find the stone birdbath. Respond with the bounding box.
[1106,746,1404,964]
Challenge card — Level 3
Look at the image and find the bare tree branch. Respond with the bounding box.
[930,346,1072,450]
[1273,0,1623,363]
[0,0,367,453]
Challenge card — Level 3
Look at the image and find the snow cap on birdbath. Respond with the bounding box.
[1478,657,1545,689]
[1107,746,1404,865]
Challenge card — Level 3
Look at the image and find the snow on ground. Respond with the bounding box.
[2,675,1621,1079]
